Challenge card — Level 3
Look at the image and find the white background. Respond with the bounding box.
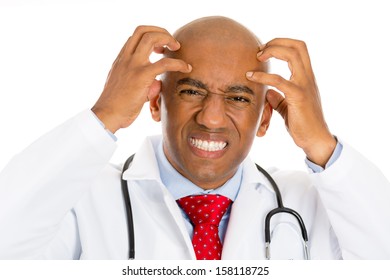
[0,0,389,180]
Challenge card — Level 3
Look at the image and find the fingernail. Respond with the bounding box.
[167,40,180,51]
[246,71,254,78]
[257,50,264,57]
[187,64,192,72]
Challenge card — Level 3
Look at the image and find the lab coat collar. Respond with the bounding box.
[241,155,276,194]
[122,135,163,182]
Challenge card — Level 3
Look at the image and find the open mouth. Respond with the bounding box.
[189,137,227,152]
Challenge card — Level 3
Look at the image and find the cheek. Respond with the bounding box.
[229,106,263,136]
[160,96,194,142]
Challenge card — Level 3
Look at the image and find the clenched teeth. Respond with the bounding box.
[190,138,227,152]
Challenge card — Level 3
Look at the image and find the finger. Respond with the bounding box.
[246,71,299,96]
[259,38,314,81]
[257,45,307,83]
[154,46,165,54]
[149,57,192,76]
[263,38,313,72]
[125,25,179,56]
[266,89,288,119]
[147,79,162,102]
[132,31,181,64]
[266,89,284,110]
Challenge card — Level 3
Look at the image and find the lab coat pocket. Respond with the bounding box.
[269,222,306,260]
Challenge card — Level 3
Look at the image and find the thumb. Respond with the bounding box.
[266,89,287,117]
[147,79,162,101]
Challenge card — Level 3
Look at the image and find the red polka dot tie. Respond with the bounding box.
[177,194,232,260]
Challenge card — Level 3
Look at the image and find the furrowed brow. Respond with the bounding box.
[177,78,209,91]
[177,78,254,95]
[225,85,255,95]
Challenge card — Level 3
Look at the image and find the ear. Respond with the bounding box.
[256,101,272,137]
[149,93,161,122]
[149,80,162,122]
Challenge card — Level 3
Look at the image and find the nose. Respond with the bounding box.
[195,94,228,130]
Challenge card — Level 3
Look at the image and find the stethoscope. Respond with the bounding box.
[121,154,310,260]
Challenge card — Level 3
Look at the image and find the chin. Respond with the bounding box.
[185,166,234,189]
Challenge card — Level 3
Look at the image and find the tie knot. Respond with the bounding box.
[177,194,232,226]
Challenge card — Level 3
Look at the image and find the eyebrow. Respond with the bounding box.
[226,85,254,95]
[177,78,208,90]
[177,78,254,95]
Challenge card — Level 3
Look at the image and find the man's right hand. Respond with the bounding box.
[91,26,192,134]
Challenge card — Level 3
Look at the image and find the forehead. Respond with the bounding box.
[180,36,261,65]
[168,38,265,92]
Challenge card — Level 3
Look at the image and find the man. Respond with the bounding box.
[0,16,389,260]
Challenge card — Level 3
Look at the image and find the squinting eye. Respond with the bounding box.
[178,89,207,103]
[180,89,202,96]
[228,96,250,103]
[225,95,252,109]
[178,89,207,100]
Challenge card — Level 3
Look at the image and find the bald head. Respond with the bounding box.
[164,16,267,73]
[174,16,261,46]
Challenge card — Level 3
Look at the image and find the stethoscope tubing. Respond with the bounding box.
[121,154,136,259]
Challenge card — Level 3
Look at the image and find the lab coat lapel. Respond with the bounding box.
[122,136,196,259]
[122,136,161,182]
[222,159,276,259]
[161,189,196,259]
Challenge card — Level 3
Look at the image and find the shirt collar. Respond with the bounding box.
[156,140,242,201]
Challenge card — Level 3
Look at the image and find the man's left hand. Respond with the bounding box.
[246,38,336,167]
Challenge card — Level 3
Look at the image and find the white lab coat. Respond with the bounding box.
[0,109,389,260]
